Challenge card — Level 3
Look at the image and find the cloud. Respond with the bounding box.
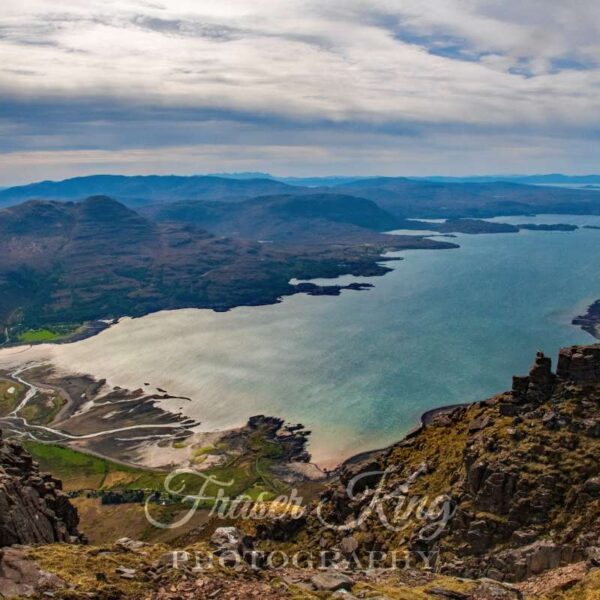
[0,0,599,182]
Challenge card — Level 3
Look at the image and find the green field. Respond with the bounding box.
[23,441,168,490]
[18,328,61,343]
[23,439,289,505]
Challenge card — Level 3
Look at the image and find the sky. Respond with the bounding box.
[1,0,599,185]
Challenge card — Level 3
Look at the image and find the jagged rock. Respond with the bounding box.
[469,416,494,433]
[511,376,530,402]
[210,527,244,549]
[511,530,538,545]
[513,352,555,403]
[255,514,307,542]
[583,477,600,495]
[210,527,263,569]
[338,459,383,495]
[472,579,523,599]
[556,346,600,383]
[585,546,600,567]
[0,431,84,547]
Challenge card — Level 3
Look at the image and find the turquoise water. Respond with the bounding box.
[9,214,600,465]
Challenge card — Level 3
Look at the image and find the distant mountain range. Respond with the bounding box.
[2,173,600,218]
[208,172,600,186]
[417,174,600,185]
[0,175,298,208]
[332,177,600,218]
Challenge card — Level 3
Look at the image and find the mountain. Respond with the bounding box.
[208,172,372,186]
[145,193,403,242]
[0,196,453,343]
[0,174,301,208]
[210,172,600,187]
[276,175,373,187]
[421,174,600,185]
[335,177,600,218]
[4,173,600,219]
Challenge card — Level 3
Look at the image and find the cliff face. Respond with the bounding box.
[0,432,83,547]
[281,344,600,584]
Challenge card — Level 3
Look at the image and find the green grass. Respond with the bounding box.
[18,328,61,343]
[22,441,263,503]
[192,445,214,457]
[22,425,298,512]
[243,484,276,502]
[0,379,24,416]
[23,441,162,490]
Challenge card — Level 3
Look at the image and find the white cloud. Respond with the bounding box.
[0,0,599,180]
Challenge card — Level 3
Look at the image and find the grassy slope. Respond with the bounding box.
[0,378,24,416]
[24,436,293,500]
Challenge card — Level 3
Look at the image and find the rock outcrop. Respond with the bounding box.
[0,431,84,547]
[279,345,600,585]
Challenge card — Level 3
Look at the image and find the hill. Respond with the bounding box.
[0,174,301,208]
[145,193,403,242]
[0,196,454,343]
[3,174,600,220]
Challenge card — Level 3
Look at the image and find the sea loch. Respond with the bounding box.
[2,214,600,466]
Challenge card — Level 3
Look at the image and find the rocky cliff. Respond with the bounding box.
[0,431,83,547]
[274,344,600,585]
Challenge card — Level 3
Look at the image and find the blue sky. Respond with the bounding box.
[1,0,599,184]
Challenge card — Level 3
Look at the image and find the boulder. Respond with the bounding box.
[340,536,359,556]
[115,537,147,552]
[0,547,64,598]
[210,527,244,549]
[310,572,354,592]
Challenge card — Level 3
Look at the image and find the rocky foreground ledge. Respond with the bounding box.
[0,431,84,547]
[0,346,599,599]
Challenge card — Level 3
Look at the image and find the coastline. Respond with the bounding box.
[338,402,470,469]
[572,299,600,340]
[0,347,472,475]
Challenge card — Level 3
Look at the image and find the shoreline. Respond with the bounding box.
[0,354,473,475]
[338,402,470,468]
[572,299,600,340]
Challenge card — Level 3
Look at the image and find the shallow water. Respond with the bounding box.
[2,214,600,465]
